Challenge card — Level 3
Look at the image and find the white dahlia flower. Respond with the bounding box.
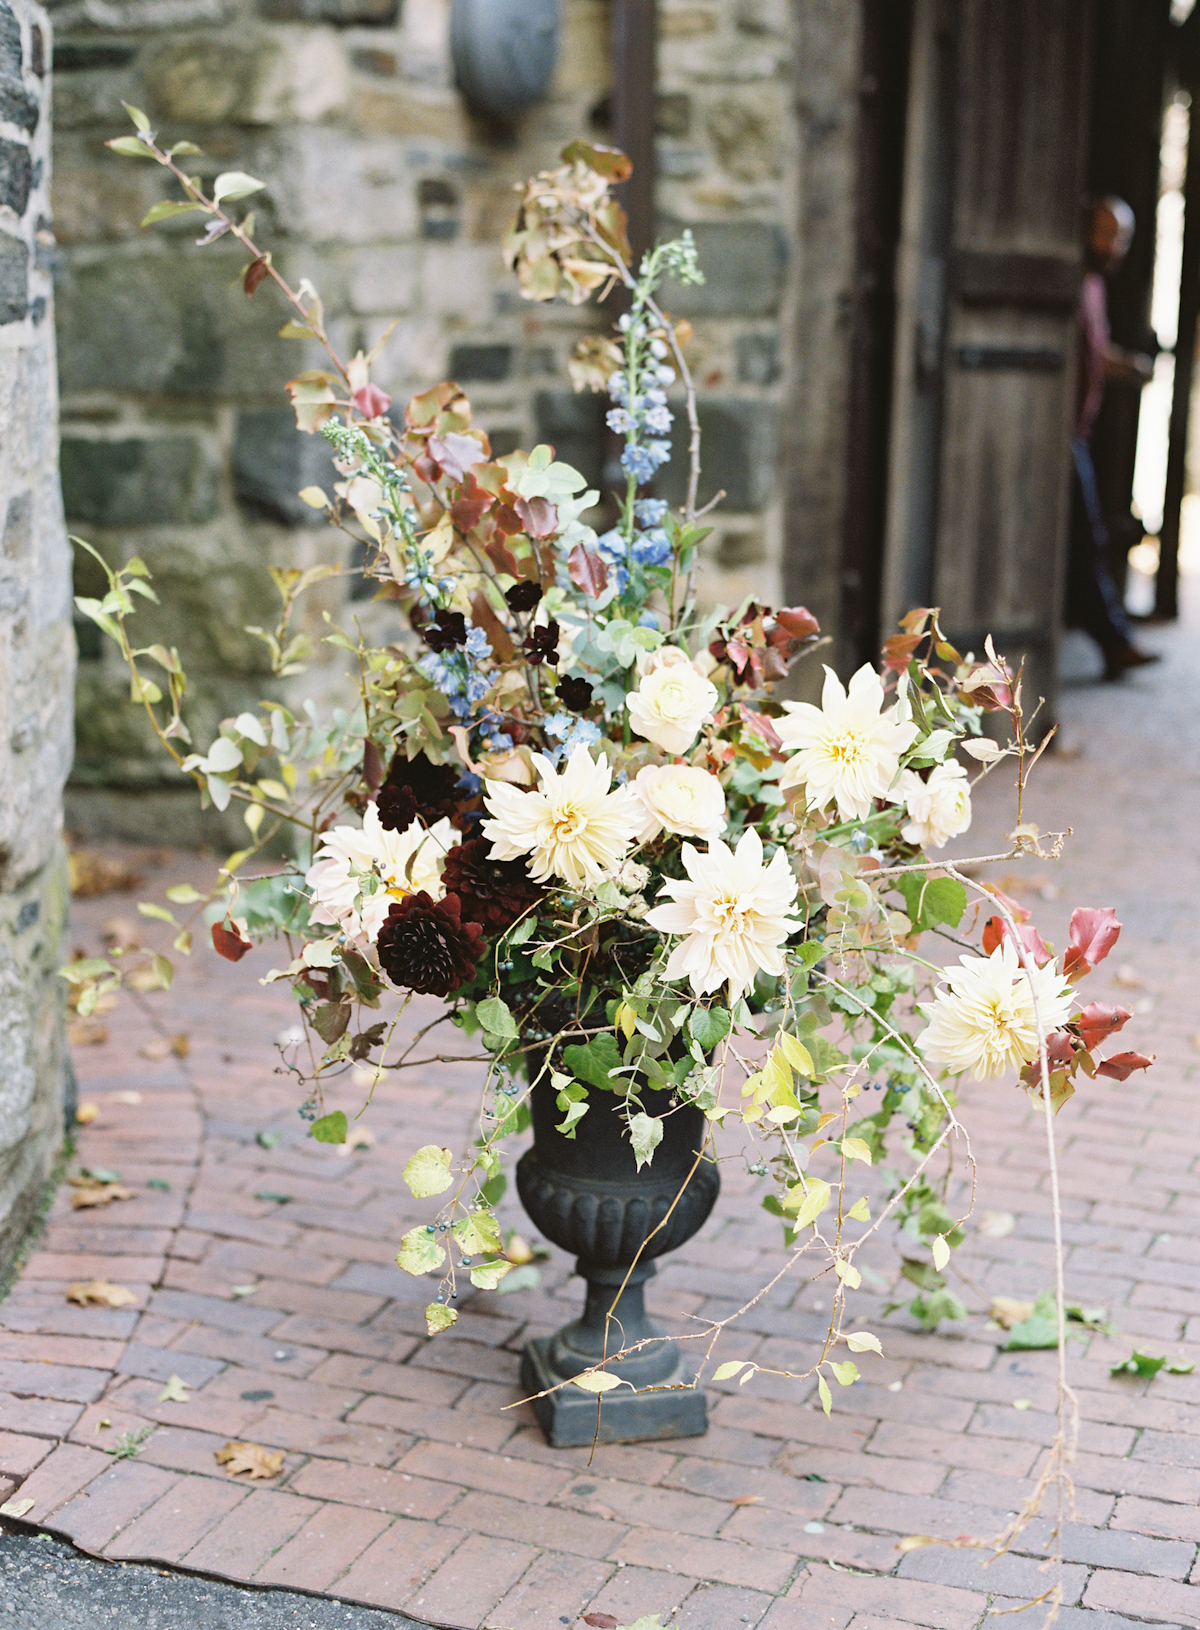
[305,804,455,945]
[777,664,918,822]
[481,745,639,890]
[632,763,727,845]
[916,941,1074,1081]
[898,760,973,850]
[645,826,800,1000]
[627,647,719,755]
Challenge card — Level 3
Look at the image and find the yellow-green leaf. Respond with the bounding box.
[213,170,265,203]
[453,1211,502,1257]
[785,1178,831,1230]
[166,884,204,904]
[835,1258,862,1289]
[468,1258,512,1290]
[396,1227,446,1276]
[107,136,157,158]
[817,1374,832,1417]
[425,1302,457,1335]
[841,1137,873,1165]
[141,200,204,226]
[122,101,152,131]
[137,902,176,925]
[932,1235,951,1271]
[778,1031,815,1077]
[402,1145,454,1199]
[847,1196,871,1222]
[572,1370,626,1393]
[298,487,328,509]
[157,1374,191,1403]
[830,1360,859,1387]
[713,1360,750,1382]
[844,1331,883,1356]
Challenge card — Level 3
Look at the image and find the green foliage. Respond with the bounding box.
[897,873,968,933]
[309,1111,347,1144]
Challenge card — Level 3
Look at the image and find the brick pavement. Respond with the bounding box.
[2,600,1199,1629]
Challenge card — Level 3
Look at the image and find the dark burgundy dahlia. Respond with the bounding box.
[376,750,461,833]
[440,837,543,934]
[376,892,484,997]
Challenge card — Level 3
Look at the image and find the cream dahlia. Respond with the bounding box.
[916,940,1074,1081]
[627,647,719,755]
[305,804,455,944]
[481,745,639,890]
[898,760,972,850]
[645,826,800,1000]
[778,664,918,822]
[632,763,727,844]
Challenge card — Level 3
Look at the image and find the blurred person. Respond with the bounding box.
[1067,196,1160,679]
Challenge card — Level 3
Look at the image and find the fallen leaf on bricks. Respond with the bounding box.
[990,1296,1035,1330]
[978,1211,1014,1238]
[74,1103,100,1125]
[0,1498,35,1519]
[70,1182,135,1209]
[68,851,143,898]
[1114,964,1145,989]
[139,1034,189,1060]
[67,1019,109,1047]
[582,1617,618,1629]
[111,1091,143,1104]
[215,1441,284,1480]
[730,1494,761,1506]
[67,1280,137,1307]
[157,1375,191,1403]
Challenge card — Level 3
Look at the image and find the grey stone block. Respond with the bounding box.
[0,231,27,324]
[657,217,787,317]
[449,342,512,382]
[258,0,398,19]
[55,252,294,398]
[737,331,780,385]
[0,137,31,217]
[232,407,339,525]
[0,77,37,135]
[60,435,220,526]
[655,397,775,513]
[534,388,606,490]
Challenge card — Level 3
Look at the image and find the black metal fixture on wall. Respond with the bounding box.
[449,0,560,123]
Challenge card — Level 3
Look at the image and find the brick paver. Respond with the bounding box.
[2,603,1199,1627]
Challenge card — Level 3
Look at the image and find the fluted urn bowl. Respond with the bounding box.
[515,1077,720,1446]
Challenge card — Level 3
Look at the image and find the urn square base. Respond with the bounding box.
[520,1337,708,1447]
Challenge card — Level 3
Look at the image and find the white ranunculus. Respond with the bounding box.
[627,647,719,755]
[777,663,918,822]
[632,764,727,845]
[305,805,455,946]
[481,745,640,891]
[916,941,1074,1081]
[645,826,800,1001]
[898,760,973,850]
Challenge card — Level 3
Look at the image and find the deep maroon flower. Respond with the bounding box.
[523,619,560,667]
[376,750,461,833]
[422,609,468,652]
[440,838,543,934]
[505,580,543,613]
[376,892,484,997]
[556,675,593,712]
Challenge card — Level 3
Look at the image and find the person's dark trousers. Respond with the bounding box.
[1066,435,1136,657]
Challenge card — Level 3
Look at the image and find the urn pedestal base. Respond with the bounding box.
[519,1259,707,1447]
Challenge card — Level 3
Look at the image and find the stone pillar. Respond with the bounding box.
[0,0,73,1268]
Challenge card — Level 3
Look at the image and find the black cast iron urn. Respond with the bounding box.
[516,1077,720,1446]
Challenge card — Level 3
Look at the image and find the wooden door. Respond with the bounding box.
[881,0,1093,726]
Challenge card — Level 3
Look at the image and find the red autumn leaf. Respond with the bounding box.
[492,501,524,536]
[212,921,253,962]
[449,495,489,532]
[567,543,608,597]
[773,606,821,642]
[981,915,1051,966]
[470,588,516,665]
[413,452,440,486]
[1096,1050,1154,1080]
[483,535,522,579]
[243,255,270,296]
[1074,1002,1132,1052]
[581,1617,618,1630]
[352,383,392,419]
[428,432,486,482]
[740,705,782,753]
[1043,1030,1076,1067]
[1062,906,1121,981]
[362,737,384,791]
[515,495,559,539]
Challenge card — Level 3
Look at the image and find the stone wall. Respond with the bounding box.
[50,0,823,836]
[1,0,73,1268]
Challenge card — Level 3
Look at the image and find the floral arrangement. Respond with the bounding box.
[74,116,1154,1458]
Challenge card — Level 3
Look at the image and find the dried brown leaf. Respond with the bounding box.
[70,1183,135,1209]
[66,1280,137,1308]
[67,1019,109,1047]
[215,1440,285,1480]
